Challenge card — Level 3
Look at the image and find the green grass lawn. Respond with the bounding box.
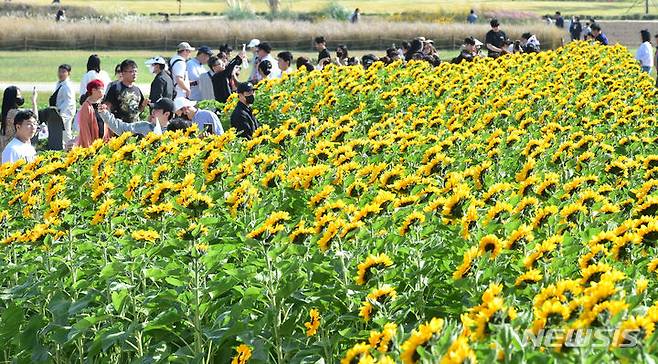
[0,49,461,85]
[16,0,649,17]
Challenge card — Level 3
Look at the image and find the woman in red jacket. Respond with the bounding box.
[77,79,107,148]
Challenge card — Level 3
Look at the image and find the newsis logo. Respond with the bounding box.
[521,328,641,348]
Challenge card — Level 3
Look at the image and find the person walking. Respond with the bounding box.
[187,46,213,101]
[52,64,76,146]
[171,42,195,99]
[636,30,653,73]
[554,11,564,28]
[145,56,174,102]
[350,8,360,23]
[569,17,582,41]
[199,56,218,101]
[467,9,478,24]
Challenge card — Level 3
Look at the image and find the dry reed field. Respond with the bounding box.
[0,17,566,51]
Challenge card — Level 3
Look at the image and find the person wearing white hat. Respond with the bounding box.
[173,97,223,136]
[246,39,261,82]
[170,42,195,99]
[145,56,174,102]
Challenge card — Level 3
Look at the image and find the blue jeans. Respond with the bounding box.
[642,66,652,73]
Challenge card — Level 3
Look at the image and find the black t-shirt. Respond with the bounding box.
[485,30,507,56]
[103,81,144,123]
[318,48,331,62]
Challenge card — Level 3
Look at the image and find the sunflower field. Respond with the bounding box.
[2,42,658,363]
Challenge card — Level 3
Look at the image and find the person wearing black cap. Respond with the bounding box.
[188,46,213,101]
[98,97,175,137]
[453,37,478,64]
[485,19,508,58]
[230,82,259,140]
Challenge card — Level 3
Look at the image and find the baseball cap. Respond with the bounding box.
[151,98,175,114]
[177,42,195,52]
[490,18,500,27]
[145,56,166,66]
[236,82,254,94]
[247,39,260,48]
[197,46,214,56]
[173,97,196,112]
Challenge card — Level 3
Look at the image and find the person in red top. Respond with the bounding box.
[77,79,108,148]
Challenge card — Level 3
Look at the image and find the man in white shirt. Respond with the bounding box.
[53,64,76,146]
[171,42,195,98]
[2,110,37,164]
[187,45,213,101]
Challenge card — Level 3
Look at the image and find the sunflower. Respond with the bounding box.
[399,211,426,235]
[131,229,160,243]
[442,184,470,218]
[231,344,252,364]
[612,316,655,347]
[559,203,587,225]
[440,335,477,364]
[635,196,658,217]
[91,198,115,225]
[532,300,571,334]
[453,246,478,280]
[359,285,397,322]
[506,224,534,249]
[246,211,291,239]
[578,244,608,270]
[340,343,372,364]
[144,202,174,219]
[368,322,398,353]
[124,175,142,200]
[515,269,543,286]
[478,234,504,259]
[356,253,394,285]
[400,317,444,364]
[637,221,658,244]
[304,308,320,337]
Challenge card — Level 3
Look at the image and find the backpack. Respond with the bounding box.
[169,57,186,98]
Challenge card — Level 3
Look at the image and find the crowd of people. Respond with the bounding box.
[0,16,650,165]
